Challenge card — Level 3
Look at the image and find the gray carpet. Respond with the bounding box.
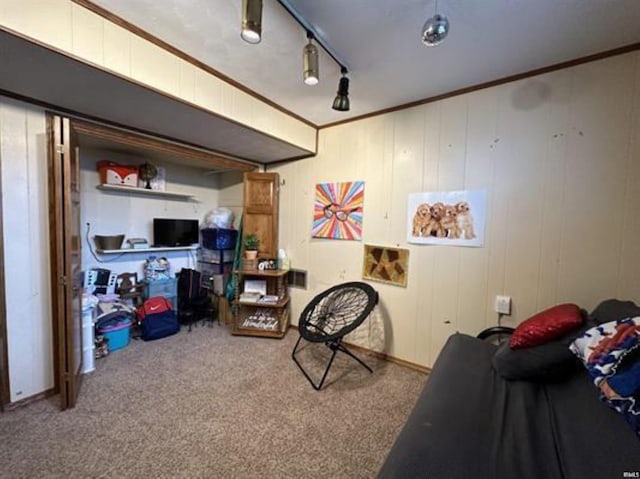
[0,324,426,478]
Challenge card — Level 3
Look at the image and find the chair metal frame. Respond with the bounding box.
[291,282,378,390]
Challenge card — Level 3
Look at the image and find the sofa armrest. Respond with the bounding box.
[477,326,515,340]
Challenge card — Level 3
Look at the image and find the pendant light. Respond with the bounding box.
[332,68,350,112]
[421,0,449,46]
[241,0,263,44]
[303,31,319,86]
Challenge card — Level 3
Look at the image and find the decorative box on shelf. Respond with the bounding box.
[97,161,138,187]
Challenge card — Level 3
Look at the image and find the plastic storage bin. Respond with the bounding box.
[98,318,132,352]
[197,248,235,263]
[198,261,232,277]
[81,294,98,373]
[201,228,238,250]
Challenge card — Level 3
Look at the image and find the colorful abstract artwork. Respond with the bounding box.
[362,245,409,287]
[312,181,364,240]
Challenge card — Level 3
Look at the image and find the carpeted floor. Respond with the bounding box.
[0,324,426,478]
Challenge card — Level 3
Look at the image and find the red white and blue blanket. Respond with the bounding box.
[570,317,640,436]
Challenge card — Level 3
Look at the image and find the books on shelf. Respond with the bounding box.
[239,292,262,303]
[258,295,279,304]
[238,293,281,304]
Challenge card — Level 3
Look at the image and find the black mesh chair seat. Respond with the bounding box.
[292,282,378,390]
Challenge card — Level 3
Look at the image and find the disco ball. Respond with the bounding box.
[421,14,450,46]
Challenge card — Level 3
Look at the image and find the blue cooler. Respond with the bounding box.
[98,318,132,352]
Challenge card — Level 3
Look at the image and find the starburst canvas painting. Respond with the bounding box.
[312,181,364,240]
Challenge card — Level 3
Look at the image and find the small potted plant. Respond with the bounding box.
[244,233,260,260]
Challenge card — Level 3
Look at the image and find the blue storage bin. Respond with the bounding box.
[98,318,132,352]
[201,228,238,250]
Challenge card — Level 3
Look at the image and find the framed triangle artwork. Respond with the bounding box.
[362,244,409,287]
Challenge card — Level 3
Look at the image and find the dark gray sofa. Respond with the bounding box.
[378,333,640,479]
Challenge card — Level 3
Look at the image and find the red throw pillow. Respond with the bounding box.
[510,303,583,349]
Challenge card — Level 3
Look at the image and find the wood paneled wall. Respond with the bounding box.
[0,0,316,152]
[274,52,640,367]
[0,97,53,401]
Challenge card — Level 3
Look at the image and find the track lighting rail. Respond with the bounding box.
[275,0,348,73]
[243,0,351,111]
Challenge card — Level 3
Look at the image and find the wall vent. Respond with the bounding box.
[287,269,307,289]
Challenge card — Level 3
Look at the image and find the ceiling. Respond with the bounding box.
[91,0,640,126]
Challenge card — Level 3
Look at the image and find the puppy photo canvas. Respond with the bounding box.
[407,190,487,247]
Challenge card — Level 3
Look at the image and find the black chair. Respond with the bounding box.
[292,281,378,390]
[177,268,215,331]
[115,272,145,308]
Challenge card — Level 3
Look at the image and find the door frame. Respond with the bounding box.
[46,114,62,400]
[47,115,258,409]
[47,114,84,409]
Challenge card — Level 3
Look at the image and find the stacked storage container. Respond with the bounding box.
[198,228,238,295]
[81,294,99,373]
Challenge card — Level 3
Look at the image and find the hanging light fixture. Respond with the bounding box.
[303,31,319,86]
[241,0,263,44]
[275,0,351,112]
[332,68,350,112]
[421,0,449,46]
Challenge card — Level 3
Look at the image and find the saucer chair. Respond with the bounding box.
[292,281,378,390]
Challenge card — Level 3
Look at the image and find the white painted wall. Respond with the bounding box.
[274,52,640,368]
[217,170,245,228]
[80,149,235,278]
[0,97,53,402]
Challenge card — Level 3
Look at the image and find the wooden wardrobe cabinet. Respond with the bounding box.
[242,172,279,258]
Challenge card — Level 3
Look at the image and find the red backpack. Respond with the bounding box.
[136,296,173,322]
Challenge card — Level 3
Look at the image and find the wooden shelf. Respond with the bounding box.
[96,184,194,200]
[96,245,198,254]
[232,269,290,339]
[234,296,290,308]
[234,269,289,277]
[231,327,288,339]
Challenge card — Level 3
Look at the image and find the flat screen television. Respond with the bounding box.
[153,218,199,247]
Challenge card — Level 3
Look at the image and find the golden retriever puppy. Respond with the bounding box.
[441,205,460,238]
[455,201,476,239]
[427,202,446,237]
[412,203,431,237]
